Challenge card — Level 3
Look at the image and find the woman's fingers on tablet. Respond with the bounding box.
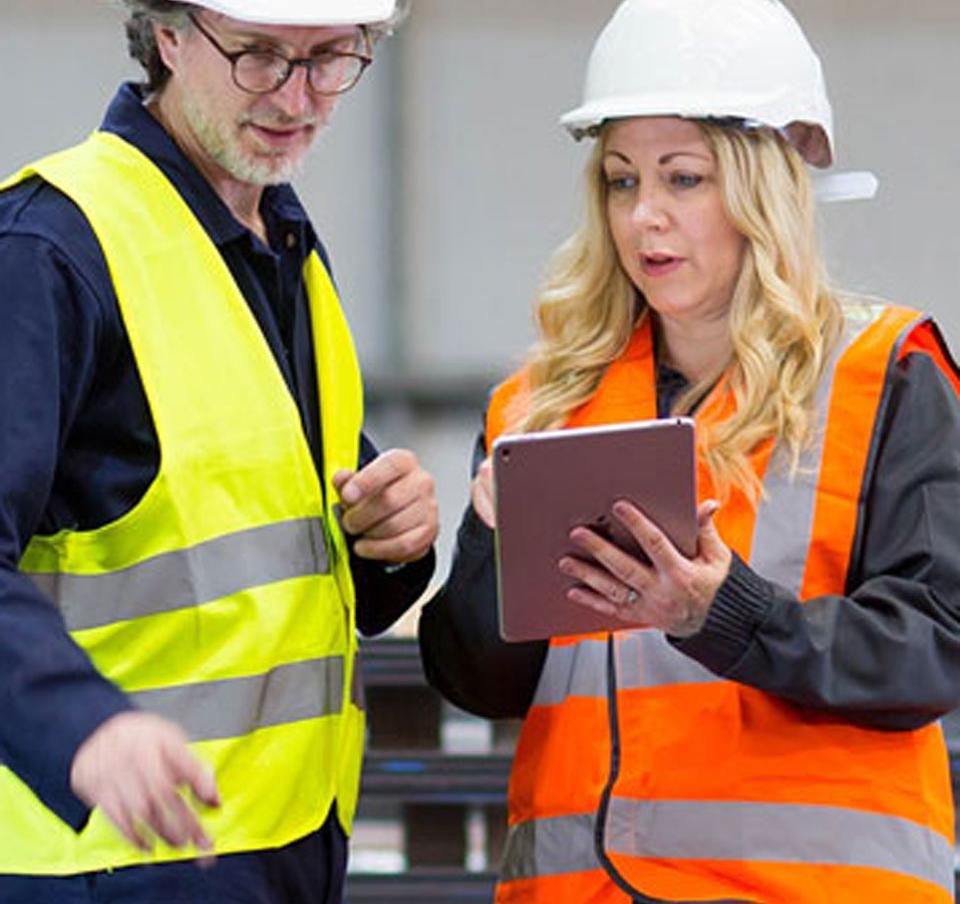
[611,500,682,569]
[559,552,638,605]
[565,584,625,617]
[564,500,733,636]
[567,524,649,590]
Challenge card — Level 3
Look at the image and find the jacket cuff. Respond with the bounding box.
[31,696,133,832]
[669,552,775,675]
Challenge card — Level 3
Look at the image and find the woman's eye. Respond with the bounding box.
[606,175,637,192]
[671,172,703,189]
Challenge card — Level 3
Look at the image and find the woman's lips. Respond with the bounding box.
[640,253,684,277]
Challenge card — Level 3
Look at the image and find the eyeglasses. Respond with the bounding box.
[188,14,373,96]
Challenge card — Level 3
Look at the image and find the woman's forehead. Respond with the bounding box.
[604,117,710,157]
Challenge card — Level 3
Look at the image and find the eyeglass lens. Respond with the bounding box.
[233,48,365,94]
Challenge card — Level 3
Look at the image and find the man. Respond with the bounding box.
[0,1,437,901]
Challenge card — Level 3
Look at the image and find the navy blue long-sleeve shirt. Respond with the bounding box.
[0,84,433,844]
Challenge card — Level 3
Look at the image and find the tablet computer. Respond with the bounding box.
[493,417,697,642]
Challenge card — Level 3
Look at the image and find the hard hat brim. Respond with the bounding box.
[560,93,833,168]
[192,0,396,26]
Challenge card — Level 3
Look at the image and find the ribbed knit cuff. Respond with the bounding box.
[669,552,775,676]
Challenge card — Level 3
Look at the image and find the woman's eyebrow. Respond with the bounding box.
[659,150,712,165]
[603,149,633,165]
[603,148,713,166]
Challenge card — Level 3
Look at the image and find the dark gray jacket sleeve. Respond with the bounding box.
[418,433,547,718]
[421,352,960,729]
[673,352,960,729]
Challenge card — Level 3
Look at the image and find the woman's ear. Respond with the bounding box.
[783,122,832,168]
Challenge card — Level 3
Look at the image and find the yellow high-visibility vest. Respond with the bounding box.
[0,131,365,874]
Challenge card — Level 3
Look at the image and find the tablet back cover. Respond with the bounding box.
[493,418,697,642]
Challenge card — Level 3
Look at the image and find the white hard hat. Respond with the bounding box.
[562,0,835,168]
[189,0,397,27]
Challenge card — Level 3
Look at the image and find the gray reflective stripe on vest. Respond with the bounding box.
[500,812,600,882]
[129,656,344,742]
[502,801,954,893]
[605,797,954,894]
[532,640,608,706]
[748,305,889,595]
[350,650,366,711]
[25,517,330,632]
[614,630,719,690]
[533,633,719,707]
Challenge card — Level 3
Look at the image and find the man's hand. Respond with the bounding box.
[333,448,438,563]
[70,711,220,854]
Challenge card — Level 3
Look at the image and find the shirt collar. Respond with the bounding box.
[100,83,313,251]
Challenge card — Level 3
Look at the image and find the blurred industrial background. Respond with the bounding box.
[3,1,959,898]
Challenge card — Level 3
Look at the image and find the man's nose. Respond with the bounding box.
[270,63,316,118]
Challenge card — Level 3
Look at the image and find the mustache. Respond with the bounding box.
[239,113,319,129]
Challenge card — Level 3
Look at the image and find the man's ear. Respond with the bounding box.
[152,21,185,74]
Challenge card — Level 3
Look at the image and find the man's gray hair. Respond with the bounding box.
[120,0,411,93]
[368,0,411,42]
[122,0,192,93]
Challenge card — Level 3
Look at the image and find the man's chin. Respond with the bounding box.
[230,153,305,187]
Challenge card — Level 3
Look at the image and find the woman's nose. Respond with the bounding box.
[630,191,669,231]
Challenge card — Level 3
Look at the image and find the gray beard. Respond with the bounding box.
[182,93,305,186]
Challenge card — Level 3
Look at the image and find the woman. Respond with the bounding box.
[419,0,960,901]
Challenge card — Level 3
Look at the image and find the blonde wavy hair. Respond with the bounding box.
[515,120,845,500]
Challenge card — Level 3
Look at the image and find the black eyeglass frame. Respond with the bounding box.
[187,13,373,96]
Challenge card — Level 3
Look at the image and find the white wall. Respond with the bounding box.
[2,1,958,582]
[803,1,960,340]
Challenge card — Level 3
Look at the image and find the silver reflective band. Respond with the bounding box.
[533,632,719,707]
[532,639,608,706]
[130,656,345,742]
[749,306,887,596]
[500,812,599,882]
[502,802,954,893]
[26,517,330,632]
[607,798,955,894]
[614,631,719,690]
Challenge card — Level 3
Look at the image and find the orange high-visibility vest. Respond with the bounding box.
[487,305,957,903]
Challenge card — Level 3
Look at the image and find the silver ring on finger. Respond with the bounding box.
[625,588,639,605]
